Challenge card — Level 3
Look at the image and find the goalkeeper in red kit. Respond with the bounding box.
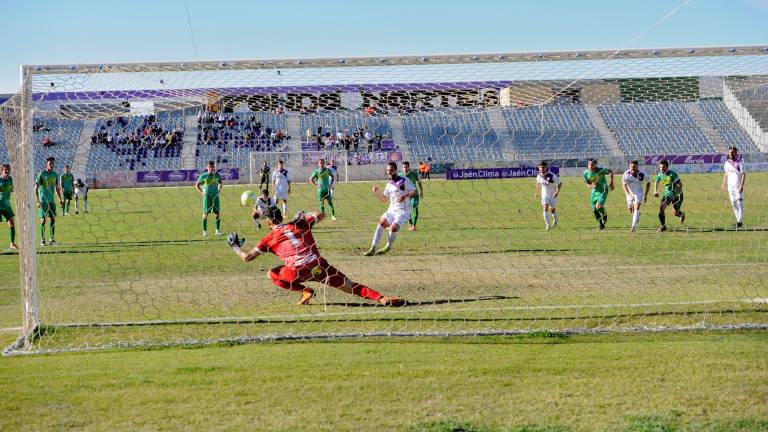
[228,207,405,307]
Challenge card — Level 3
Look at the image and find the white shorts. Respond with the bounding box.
[728,187,743,203]
[625,192,644,208]
[274,189,289,201]
[380,209,410,227]
[541,197,557,208]
[75,189,87,199]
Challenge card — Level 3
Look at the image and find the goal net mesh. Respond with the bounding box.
[2,48,768,354]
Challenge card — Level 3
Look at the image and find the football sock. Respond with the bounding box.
[202,218,208,232]
[10,226,15,244]
[411,207,419,226]
[632,211,640,228]
[320,202,325,214]
[50,220,55,239]
[282,203,287,215]
[65,200,70,213]
[658,212,666,226]
[735,200,744,223]
[328,200,335,217]
[599,207,608,224]
[543,211,551,227]
[352,284,382,301]
[372,225,384,248]
[40,223,45,240]
[387,230,398,247]
[593,209,602,222]
[215,217,221,230]
[74,200,79,212]
[553,210,559,226]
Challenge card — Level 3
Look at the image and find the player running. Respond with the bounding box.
[35,157,63,246]
[621,160,651,232]
[535,161,561,230]
[364,162,416,256]
[271,159,291,216]
[310,159,336,220]
[721,146,745,229]
[195,160,223,237]
[654,159,686,233]
[401,161,424,231]
[0,164,18,250]
[228,207,405,307]
[583,159,614,230]
[60,165,75,216]
[252,189,276,229]
[74,178,89,214]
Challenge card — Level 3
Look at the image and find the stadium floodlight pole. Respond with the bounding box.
[1,66,40,354]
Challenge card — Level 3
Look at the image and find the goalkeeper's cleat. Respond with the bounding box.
[380,296,406,307]
[375,245,391,255]
[215,230,223,236]
[297,288,315,305]
[202,231,208,238]
[363,247,376,257]
[657,226,668,233]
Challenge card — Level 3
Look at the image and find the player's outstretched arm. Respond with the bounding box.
[228,233,260,262]
[644,181,651,202]
[371,185,388,203]
[740,172,746,193]
[608,170,615,191]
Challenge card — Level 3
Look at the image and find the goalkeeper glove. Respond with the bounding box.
[228,232,246,249]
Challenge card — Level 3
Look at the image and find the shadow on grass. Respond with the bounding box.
[322,294,520,308]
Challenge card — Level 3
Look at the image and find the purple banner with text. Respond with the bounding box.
[136,168,240,184]
[643,154,729,165]
[446,166,560,180]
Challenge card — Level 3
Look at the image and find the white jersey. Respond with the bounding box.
[622,170,650,196]
[723,159,744,189]
[254,196,276,212]
[536,172,560,199]
[271,169,291,191]
[329,166,338,187]
[383,175,416,213]
[74,183,88,197]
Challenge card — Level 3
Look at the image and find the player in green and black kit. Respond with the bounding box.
[653,159,685,233]
[401,161,424,231]
[583,159,614,230]
[60,165,75,216]
[310,159,336,220]
[35,157,63,246]
[195,160,223,237]
[0,164,18,250]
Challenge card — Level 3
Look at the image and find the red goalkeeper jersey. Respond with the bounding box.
[256,214,320,268]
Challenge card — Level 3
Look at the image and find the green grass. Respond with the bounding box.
[1,173,767,351]
[0,331,766,431]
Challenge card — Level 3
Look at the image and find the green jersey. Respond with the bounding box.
[402,171,420,194]
[196,172,222,197]
[36,170,59,203]
[0,176,13,209]
[311,168,334,188]
[656,170,682,198]
[583,167,611,193]
[61,173,75,192]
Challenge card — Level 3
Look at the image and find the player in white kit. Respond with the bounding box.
[621,160,651,232]
[721,146,745,229]
[252,189,277,229]
[74,179,89,214]
[271,160,291,216]
[534,162,561,230]
[363,162,416,256]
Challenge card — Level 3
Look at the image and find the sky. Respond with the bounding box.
[0,0,766,94]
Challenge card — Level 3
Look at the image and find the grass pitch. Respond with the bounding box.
[1,172,767,351]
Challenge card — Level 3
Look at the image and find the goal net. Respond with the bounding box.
[2,47,768,355]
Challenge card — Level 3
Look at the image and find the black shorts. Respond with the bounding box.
[661,193,684,212]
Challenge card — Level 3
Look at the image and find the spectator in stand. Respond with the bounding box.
[43,136,54,147]
[365,106,375,116]
[419,161,431,180]
[343,134,351,152]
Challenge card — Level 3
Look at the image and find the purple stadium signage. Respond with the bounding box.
[300,151,403,166]
[643,154,728,165]
[136,168,240,184]
[446,166,560,180]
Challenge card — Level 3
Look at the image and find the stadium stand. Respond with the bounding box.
[300,110,393,153]
[195,110,288,168]
[502,104,609,158]
[598,102,717,155]
[87,111,184,171]
[403,108,502,162]
[0,118,81,171]
[697,100,761,152]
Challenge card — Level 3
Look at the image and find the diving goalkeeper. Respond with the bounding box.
[228,207,405,307]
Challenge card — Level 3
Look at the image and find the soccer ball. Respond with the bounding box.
[240,190,257,207]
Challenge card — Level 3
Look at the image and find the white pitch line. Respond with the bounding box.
[0,327,21,334]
